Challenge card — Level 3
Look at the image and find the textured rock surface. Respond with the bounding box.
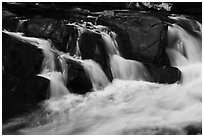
[97,11,170,66]
[23,16,70,52]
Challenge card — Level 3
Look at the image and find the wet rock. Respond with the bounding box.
[97,11,170,66]
[78,29,113,81]
[3,33,43,79]
[65,58,93,94]
[23,16,56,38]
[144,63,181,84]
[2,33,45,120]
[23,16,70,52]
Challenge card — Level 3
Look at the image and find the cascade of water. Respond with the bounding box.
[3,31,56,72]
[3,31,70,98]
[2,15,202,135]
[81,60,110,90]
[101,32,120,55]
[38,72,69,98]
[166,24,202,67]
[166,18,202,85]
[110,55,151,81]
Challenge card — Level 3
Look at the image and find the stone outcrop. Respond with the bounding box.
[97,11,170,66]
[2,33,49,120]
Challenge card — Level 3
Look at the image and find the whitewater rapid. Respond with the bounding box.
[3,75,201,134]
[2,15,202,135]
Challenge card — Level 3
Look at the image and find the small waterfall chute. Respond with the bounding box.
[38,72,69,98]
[166,24,202,67]
[81,59,110,90]
[101,32,120,55]
[166,17,202,85]
[110,55,151,81]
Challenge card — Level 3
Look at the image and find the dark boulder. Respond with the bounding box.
[144,63,181,84]
[64,58,93,94]
[23,16,56,38]
[78,29,113,81]
[2,75,50,121]
[97,11,170,66]
[23,16,70,52]
[19,75,50,103]
[2,33,46,120]
[3,33,43,79]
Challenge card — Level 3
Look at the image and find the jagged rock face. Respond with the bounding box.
[97,11,170,66]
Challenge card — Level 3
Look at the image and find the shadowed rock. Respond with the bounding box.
[78,29,113,81]
[144,63,181,84]
[64,58,93,94]
[2,33,46,120]
[2,75,50,121]
[183,123,202,135]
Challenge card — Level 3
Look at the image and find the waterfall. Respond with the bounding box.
[2,14,202,135]
[110,55,151,81]
[166,23,202,67]
[81,59,110,90]
[38,72,69,98]
[101,31,120,55]
[3,31,69,98]
[166,18,202,85]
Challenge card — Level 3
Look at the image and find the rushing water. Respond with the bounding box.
[2,15,202,135]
